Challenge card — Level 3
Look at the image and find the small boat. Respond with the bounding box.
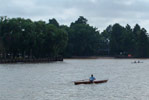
[74,80,108,85]
[132,61,143,64]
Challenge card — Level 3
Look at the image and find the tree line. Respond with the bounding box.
[0,16,68,58]
[0,16,149,59]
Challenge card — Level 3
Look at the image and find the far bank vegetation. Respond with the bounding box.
[0,16,149,59]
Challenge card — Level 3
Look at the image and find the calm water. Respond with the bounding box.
[0,59,149,100]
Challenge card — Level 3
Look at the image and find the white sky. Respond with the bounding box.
[1,0,149,32]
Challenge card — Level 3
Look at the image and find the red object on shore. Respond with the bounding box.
[128,54,132,57]
[74,80,108,85]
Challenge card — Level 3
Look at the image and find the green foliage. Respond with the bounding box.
[0,17,68,58]
[122,24,134,55]
[0,16,149,58]
[109,23,125,55]
[101,23,149,57]
[49,18,59,27]
[136,28,149,57]
[65,16,101,57]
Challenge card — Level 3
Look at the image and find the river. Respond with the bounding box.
[0,59,149,100]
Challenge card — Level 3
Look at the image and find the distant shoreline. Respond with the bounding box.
[64,56,149,59]
[65,56,114,59]
[0,57,63,64]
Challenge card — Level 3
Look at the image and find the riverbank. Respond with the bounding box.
[0,56,63,64]
[65,56,148,59]
[65,56,115,59]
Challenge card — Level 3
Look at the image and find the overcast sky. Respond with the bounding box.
[1,0,149,32]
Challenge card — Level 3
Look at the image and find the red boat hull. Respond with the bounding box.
[74,80,108,85]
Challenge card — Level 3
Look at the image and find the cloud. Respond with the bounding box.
[0,0,149,32]
[89,0,98,3]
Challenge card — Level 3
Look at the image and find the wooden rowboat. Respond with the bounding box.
[74,80,108,85]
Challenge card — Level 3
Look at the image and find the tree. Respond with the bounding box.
[100,25,112,55]
[121,24,134,55]
[1,17,68,58]
[70,16,88,26]
[136,28,149,57]
[65,16,101,57]
[49,18,59,27]
[110,23,125,55]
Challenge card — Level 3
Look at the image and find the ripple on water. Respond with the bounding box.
[0,59,149,100]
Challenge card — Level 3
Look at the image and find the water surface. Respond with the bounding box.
[0,59,149,100]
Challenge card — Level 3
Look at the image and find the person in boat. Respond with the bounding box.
[89,74,96,82]
[138,61,140,63]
